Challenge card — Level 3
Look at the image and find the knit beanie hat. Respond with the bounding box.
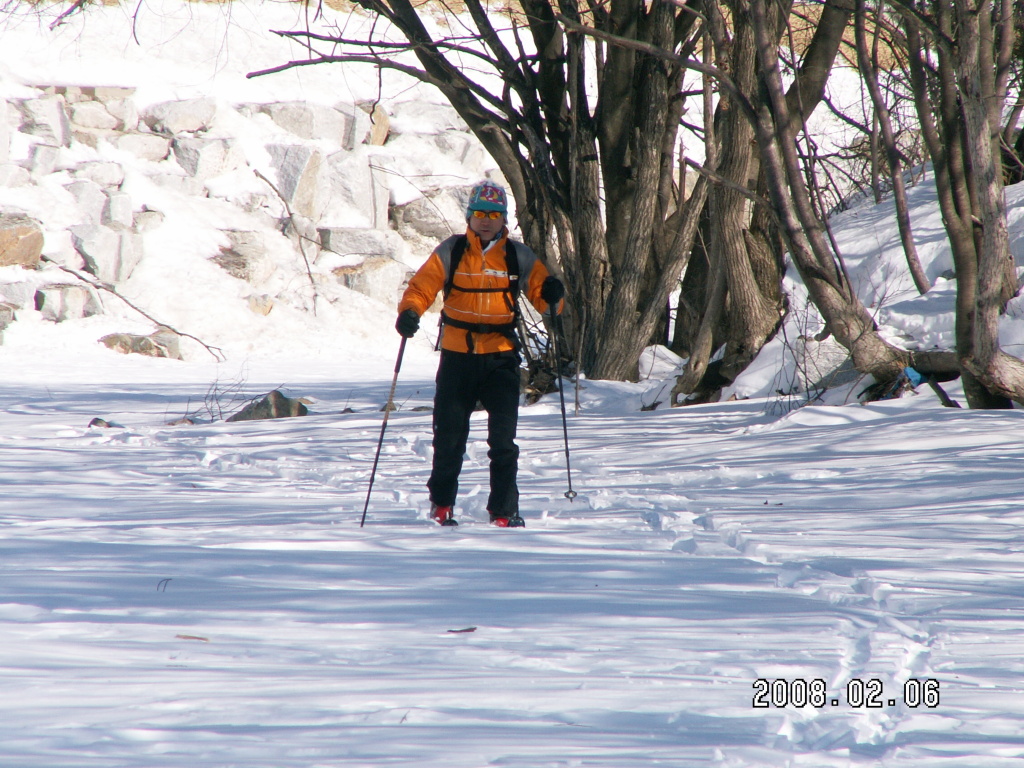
[465,181,508,218]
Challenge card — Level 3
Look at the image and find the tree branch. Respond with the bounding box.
[39,256,225,362]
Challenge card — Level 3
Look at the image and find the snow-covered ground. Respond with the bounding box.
[2,3,1024,766]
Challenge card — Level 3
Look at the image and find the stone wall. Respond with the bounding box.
[0,83,493,354]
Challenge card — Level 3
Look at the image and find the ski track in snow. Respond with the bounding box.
[3,374,1024,767]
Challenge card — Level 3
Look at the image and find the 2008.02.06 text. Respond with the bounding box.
[752,678,940,709]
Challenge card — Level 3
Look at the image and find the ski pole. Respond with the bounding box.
[360,336,407,527]
[550,308,577,501]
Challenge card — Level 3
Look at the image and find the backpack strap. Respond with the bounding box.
[437,236,524,352]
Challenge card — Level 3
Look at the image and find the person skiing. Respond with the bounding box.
[395,180,565,527]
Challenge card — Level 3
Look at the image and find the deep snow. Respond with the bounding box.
[2,2,1024,767]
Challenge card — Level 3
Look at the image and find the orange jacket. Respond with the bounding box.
[399,228,561,354]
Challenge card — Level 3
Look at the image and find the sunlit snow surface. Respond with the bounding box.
[2,355,1024,767]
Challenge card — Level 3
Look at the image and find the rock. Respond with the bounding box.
[258,102,342,144]
[0,301,15,331]
[71,224,143,283]
[35,283,102,322]
[142,97,217,135]
[103,98,139,132]
[102,191,134,229]
[17,96,72,147]
[65,180,109,226]
[99,327,182,359]
[248,294,274,316]
[149,173,206,197]
[72,161,125,188]
[27,144,60,178]
[332,255,411,306]
[87,417,125,429]
[0,164,31,187]
[133,208,165,232]
[318,227,405,261]
[265,144,326,219]
[392,185,473,241]
[283,214,321,262]
[211,230,276,284]
[226,389,308,422]
[92,86,136,103]
[114,132,171,161]
[324,150,389,229]
[70,126,118,149]
[172,136,242,179]
[366,103,390,146]
[0,100,10,164]
[69,100,120,130]
[0,213,44,268]
[433,131,484,166]
[0,280,34,308]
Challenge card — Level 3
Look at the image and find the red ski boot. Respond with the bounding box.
[489,512,525,528]
[430,504,458,526]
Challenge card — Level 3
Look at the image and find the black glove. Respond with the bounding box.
[395,308,420,338]
[540,276,565,304]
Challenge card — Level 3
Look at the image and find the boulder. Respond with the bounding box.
[102,98,139,132]
[433,131,484,166]
[65,179,109,226]
[211,230,276,284]
[226,389,308,422]
[366,103,390,146]
[392,185,473,241]
[69,100,120,130]
[0,280,34,308]
[72,161,125,188]
[172,136,242,179]
[324,150,389,229]
[0,301,15,331]
[265,144,326,219]
[17,96,72,147]
[0,164,31,188]
[142,97,217,135]
[27,143,60,178]
[133,208,165,232]
[35,283,102,322]
[282,214,322,262]
[247,294,274,316]
[332,255,411,306]
[0,214,44,268]
[0,100,9,164]
[318,227,405,261]
[99,328,182,359]
[92,86,136,104]
[114,132,171,161]
[71,224,143,283]
[102,191,134,229]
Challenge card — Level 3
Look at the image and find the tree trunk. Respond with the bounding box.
[749,0,910,379]
[855,0,930,295]
[954,0,1023,404]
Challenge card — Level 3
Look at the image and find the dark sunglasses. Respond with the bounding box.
[471,210,504,220]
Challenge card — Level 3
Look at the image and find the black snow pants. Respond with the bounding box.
[427,350,520,516]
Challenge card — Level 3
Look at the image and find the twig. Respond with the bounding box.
[48,0,89,31]
[253,168,320,314]
[39,256,225,361]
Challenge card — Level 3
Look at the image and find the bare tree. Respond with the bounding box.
[855,0,930,294]
[256,0,717,381]
[894,0,1024,407]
